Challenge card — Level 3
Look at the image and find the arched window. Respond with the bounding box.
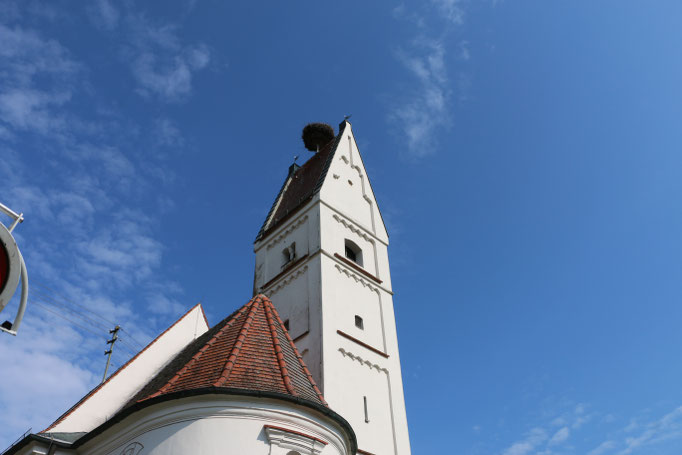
[344,239,363,266]
[287,452,302,455]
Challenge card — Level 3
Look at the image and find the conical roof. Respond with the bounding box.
[129,294,326,407]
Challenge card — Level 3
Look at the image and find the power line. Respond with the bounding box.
[31,289,110,331]
[119,328,145,349]
[117,338,142,355]
[31,280,117,327]
[31,280,145,349]
[31,301,104,338]
[32,296,143,354]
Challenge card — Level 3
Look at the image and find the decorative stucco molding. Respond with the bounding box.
[338,348,387,373]
[264,425,327,455]
[120,442,144,455]
[332,214,373,244]
[266,215,308,250]
[267,265,308,296]
[334,264,379,293]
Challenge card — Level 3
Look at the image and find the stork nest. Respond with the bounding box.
[302,123,335,152]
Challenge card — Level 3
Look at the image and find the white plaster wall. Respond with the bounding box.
[50,305,209,434]
[328,260,385,351]
[327,348,394,455]
[319,253,410,455]
[77,396,353,455]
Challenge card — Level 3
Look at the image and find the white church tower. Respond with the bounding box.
[254,121,411,455]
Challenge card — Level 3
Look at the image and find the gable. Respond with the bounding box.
[318,122,389,243]
[43,304,209,434]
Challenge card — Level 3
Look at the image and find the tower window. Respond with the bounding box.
[282,242,296,267]
[364,396,370,423]
[344,239,363,266]
[355,315,364,330]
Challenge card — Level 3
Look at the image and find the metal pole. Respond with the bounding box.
[102,325,120,383]
[0,202,23,233]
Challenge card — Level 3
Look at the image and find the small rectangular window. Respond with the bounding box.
[344,239,363,266]
[282,242,296,268]
[364,396,369,423]
[283,319,290,330]
[345,245,357,263]
[355,315,364,330]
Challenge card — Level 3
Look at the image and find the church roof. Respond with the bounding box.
[129,294,327,407]
[255,121,347,242]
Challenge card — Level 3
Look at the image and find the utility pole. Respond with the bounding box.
[102,325,120,383]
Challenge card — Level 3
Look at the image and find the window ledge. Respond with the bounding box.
[263,254,309,289]
[337,330,389,358]
[333,253,382,284]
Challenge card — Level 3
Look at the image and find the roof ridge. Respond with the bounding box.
[268,299,327,406]
[147,302,251,399]
[312,121,346,195]
[212,296,262,387]
[263,299,296,396]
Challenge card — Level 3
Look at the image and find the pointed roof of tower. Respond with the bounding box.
[128,294,327,407]
[255,122,348,242]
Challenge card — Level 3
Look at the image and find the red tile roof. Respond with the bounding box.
[130,294,326,407]
[255,122,347,242]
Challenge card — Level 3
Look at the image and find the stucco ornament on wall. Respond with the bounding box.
[119,442,144,455]
[264,425,327,455]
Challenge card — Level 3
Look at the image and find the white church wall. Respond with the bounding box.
[48,305,209,434]
[78,396,353,455]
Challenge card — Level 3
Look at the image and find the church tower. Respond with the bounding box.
[254,121,411,455]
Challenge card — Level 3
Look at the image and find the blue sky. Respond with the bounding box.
[1,1,682,454]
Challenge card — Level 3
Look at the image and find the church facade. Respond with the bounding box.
[6,121,411,455]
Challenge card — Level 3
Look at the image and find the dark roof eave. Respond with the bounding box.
[2,433,74,455]
[256,194,316,243]
[69,388,357,454]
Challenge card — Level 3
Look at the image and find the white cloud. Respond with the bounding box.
[0,88,71,133]
[389,0,471,158]
[0,23,80,137]
[618,406,682,455]
[126,16,210,101]
[502,427,548,455]
[432,0,465,25]
[548,426,570,445]
[391,39,451,157]
[88,0,119,31]
[0,309,100,443]
[587,440,617,455]
[153,117,184,147]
